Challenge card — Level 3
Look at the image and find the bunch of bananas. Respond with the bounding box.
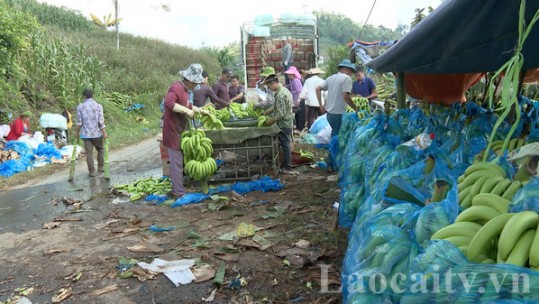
[347,97,371,113]
[180,129,217,193]
[196,112,224,130]
[457,161,522,208]
[356,110,369,120]
[475,138,526,161]
[431,161,537,267]
[114,177,172,201]
[229,102,261,119]
[214,108,231,122]
[257,115,267,127]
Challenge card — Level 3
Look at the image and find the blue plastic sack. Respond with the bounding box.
[148,225,174,232]
[145,194,168,205]
[309,113,329,134]
[509,177,539,212]
[35,142,62,159]
[0,158,31,177]
[171,193,209,207]
[5,141,34,159]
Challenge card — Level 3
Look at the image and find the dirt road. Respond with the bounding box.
[0,136,344,304]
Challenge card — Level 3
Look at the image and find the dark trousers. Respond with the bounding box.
[278,128,292,170]
[306,106,323,129]
[326,113,343,166]
[294,99,306,130]
[283,63,291,85]
[83,137,104,173]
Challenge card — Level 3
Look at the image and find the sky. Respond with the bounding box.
[38,0,442,49]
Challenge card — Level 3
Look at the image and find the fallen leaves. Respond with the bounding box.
[51,287,72,303]
[127,243,165,253]
[90,284,119,296]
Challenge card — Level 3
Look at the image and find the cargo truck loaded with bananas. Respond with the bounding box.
[180,128,217,194]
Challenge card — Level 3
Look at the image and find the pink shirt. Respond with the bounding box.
[162,81,192,151]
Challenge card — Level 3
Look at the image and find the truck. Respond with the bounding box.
[240,13,319,89]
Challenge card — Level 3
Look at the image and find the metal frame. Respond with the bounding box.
[210,134,279,182]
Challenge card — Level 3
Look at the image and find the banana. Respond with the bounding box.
[498,211,539,260]
[458,186,471,205]
[479,175,504,194]
[431,222,482,240]
[463,162,506,178]
[460,192,473,209]
[467,213,515,262]
[506,229,535,267]
[468,175,491,199]
[490,178,512,196]
[508,138,517,152]
[442,236,472,248]
[458,171,491,192]
[516,138,525,149]
[502,180,522,200]
[471,193,510,214]
[455,205,502,224]
[529,221,539,266]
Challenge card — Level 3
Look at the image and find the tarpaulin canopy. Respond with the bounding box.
[367,0,539,74]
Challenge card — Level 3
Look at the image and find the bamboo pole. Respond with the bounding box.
[396,72,406,109]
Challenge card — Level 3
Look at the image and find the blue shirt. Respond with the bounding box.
[352,77,376,98]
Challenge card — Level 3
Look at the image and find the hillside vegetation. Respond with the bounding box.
[1,0,221,147]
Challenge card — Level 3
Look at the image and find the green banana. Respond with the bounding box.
[431,222,482,240]
[528,221,539,266]
[506,229,535,267]
[501,180,522,200]
[490,178,512,196]
[455,205,502,224]
[471,193,510,214]
[467,213,515,262]
[498,211,539,260]
[463,161,506,178]
[442,235,473,248]
[479,175,504,194]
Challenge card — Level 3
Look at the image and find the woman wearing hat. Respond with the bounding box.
[6,111,33,141]
[163,63,206,198]
[284,66,304,130]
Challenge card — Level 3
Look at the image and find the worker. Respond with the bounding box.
[281,36,293,85]
[6,111,33,141]
[194,71,229,109]
[163,63,206,198]
[228,75,246,104]
[352,66,378,101]
[262,74,295,174]
[316,59,358,171]
[300,67,326,129]
[74,89,107,177]
[254,66,276,110]
[212,68,233,104]
[284,66,304,131]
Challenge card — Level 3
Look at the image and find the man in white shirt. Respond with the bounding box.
[299,67,326,129]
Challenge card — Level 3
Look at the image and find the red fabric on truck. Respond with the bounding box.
[404,73,484,105]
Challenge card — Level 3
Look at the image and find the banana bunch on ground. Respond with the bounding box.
[257,115,267,127]
[457,161,522,208]
[347,97,371,113]
[113,177,172,201]
[196,112,224,130]
[180,129,217,193]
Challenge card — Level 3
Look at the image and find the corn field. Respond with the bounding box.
[16,31,105,109]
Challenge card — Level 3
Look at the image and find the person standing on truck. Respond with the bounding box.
[254,67,276,110]
[194,71,229,109]
[163,63,206,198]
[316,59,358,170]
[262,74,295,174]
[228,75,246,104]
[212,68,233,104]
[281,37,293,85]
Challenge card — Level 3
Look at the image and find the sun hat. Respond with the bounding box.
[259,66,276,78]
[222,68,233,76]
[179,63,204,84]
[337,59,357,72]
[307,67,325,75]
[262,74,278,84]
[284,66,301,79]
